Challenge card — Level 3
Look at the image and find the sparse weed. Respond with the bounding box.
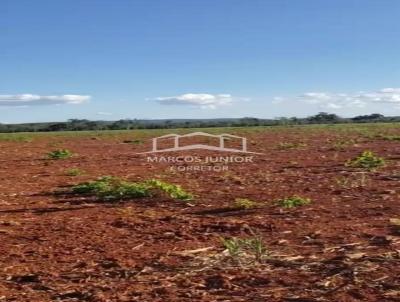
[220,172,245,184]
[116,207,136,217]
[0,134,33,142]
[381,135,400,141]
[146,179,193,201]
[277,142,307,150]
[233,198,257,210]
[221,236,269,264]
[243,237,269,263]
[331,139,355,151]
[221,237,242,259]
[345,150,385,171]
[48,149,73,159]
[65,168,84,176]
[335,172,370,188]
[276,195,311,208]
[132,139,143,144]
[123,139,144,144]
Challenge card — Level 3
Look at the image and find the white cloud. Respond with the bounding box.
[380,88,400,94]
[301,92,332,104]
[153,93,235,109]
[275,88,400,110]
[97,111,113,116]
[0,94,91,106]
[271,97,285,104]
[325,103,342,109]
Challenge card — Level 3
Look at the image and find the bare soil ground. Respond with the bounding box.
[0,125,400,302]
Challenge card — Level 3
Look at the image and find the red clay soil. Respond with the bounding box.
[0,127,400,301]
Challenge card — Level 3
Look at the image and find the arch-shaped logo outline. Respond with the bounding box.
[137,132,263,154]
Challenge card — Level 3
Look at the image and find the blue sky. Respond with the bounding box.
[1,0,400,123]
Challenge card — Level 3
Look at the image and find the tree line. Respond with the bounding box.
[0,113,398,133]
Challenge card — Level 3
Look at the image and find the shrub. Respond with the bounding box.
[71,177,193,202]
[72,176,151,200]
[48,149,73,159]
[277,195,311,208]
[346,150,385,170]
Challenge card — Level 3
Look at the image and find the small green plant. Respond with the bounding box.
[65,168,84,176]
[243,237,269,263]
[72,176,151,200]
[331,139,355,151]
[335,172,370,188]
[379,135,400,141]
[146,179,193,201]
[221,236,269,264]
[221,237,243,259]
[345,150,385,170]
[277,195,311,208]
[71,177,193,202]
[72,176,113,194]
[233,198,257,210]
[277,142,307,150]
[48,149,73,159]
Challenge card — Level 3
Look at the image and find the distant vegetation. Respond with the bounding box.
[1,113,399,133]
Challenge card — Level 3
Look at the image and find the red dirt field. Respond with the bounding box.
[0,125,400,302]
